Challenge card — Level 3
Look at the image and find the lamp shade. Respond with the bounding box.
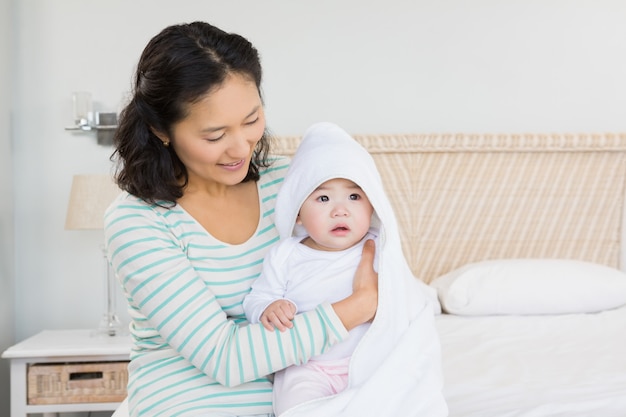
[65,174,121,230]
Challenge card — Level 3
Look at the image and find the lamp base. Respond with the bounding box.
[91,244,127,337]
[91,312,126,337]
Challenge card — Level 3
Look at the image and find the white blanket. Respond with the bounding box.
[437,306,626,417]
[276,122,448,417]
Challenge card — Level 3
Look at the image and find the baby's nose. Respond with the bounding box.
[331,206,349,217]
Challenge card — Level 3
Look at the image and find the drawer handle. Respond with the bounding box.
[69,371,103,381]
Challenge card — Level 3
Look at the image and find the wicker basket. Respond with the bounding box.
[27,361,128,405]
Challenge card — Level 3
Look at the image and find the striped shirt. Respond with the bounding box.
[104,157,348,417]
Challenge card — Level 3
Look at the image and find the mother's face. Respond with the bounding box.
[168,73,265,189]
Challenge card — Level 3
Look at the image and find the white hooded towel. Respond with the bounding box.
[275,122,448,417]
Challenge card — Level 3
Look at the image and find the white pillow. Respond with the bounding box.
[430,259,626,315]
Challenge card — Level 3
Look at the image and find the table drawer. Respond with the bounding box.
[27,361,128,405]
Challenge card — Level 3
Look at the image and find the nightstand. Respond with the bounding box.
[2,329,132,417]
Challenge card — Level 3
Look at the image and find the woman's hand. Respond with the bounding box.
[332,239,378,330]
[259,299,297,332]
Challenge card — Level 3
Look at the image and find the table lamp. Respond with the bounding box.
[65,174,124,336]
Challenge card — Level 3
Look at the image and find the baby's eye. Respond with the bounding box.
[349,193,361,201]
[317,195,329,202]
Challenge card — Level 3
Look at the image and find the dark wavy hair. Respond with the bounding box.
[111,21,272,206]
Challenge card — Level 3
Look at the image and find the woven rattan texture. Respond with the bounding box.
[273,134,626,283]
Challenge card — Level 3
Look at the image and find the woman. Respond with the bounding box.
[104,22,377,417]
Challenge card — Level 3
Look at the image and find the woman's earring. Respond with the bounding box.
[163,140,170,147]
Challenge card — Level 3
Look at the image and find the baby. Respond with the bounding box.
[244,121,446,417]
[243,175,377,415]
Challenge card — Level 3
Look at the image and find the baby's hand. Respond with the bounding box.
[260,299,296,332]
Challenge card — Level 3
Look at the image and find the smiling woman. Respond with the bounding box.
[104,21,378,417]
[165,73,267,244]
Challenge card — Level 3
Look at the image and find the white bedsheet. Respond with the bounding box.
[436,305,626,417]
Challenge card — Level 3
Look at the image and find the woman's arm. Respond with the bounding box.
[105,196,349,387]
[332,239,378,330]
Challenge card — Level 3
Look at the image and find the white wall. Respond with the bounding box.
[7,0,626,378]
[1,0,14,415]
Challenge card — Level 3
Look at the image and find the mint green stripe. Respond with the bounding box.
[256,225,277,238]
[128,355,185,393]
[235,329,245,385]
[118,248,182,271]
[107,224,169,247]
[134,365,195,394]
[161,208,186,217]
[246,326,259,379]
[104,212,144,228]
[176,299,215,352]
[166,394,272,417]
[146,279,196,320]
[178,231,208,239]
[261,176,284,188]
[274,328,287,369]
[290,327,299,364]
[167,219,196,228]
[188,237,277,261]
[150,383,214,417]
[210,326,234,380]
[199,346,217,371]
[132,266,190,301]
[186,243,228,250]
[260,161,289,175]
[157,290,203,332]
[262,207,275,218]
[204,273,258,286]
[137,373,205,416]
[225,332,232,387]
[303,314,315,356]
[109,236,169,263]
[195,257,263,273]
[120,252,186,285]
[317,305,343,340]
[261,193,277,203]
[259,326,273,373]
[194,320,222,365]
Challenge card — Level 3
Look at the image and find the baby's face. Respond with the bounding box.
[296,178,374,251]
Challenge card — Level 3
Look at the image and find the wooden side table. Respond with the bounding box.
[1,329,132,417]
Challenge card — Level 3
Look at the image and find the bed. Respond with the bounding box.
[277,133,626,416]
[114,134,626,417]
[437,305,626,416]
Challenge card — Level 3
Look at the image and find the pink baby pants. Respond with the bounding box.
[272,357,350,416]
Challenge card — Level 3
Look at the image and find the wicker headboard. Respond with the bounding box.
[273,134,626,283]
